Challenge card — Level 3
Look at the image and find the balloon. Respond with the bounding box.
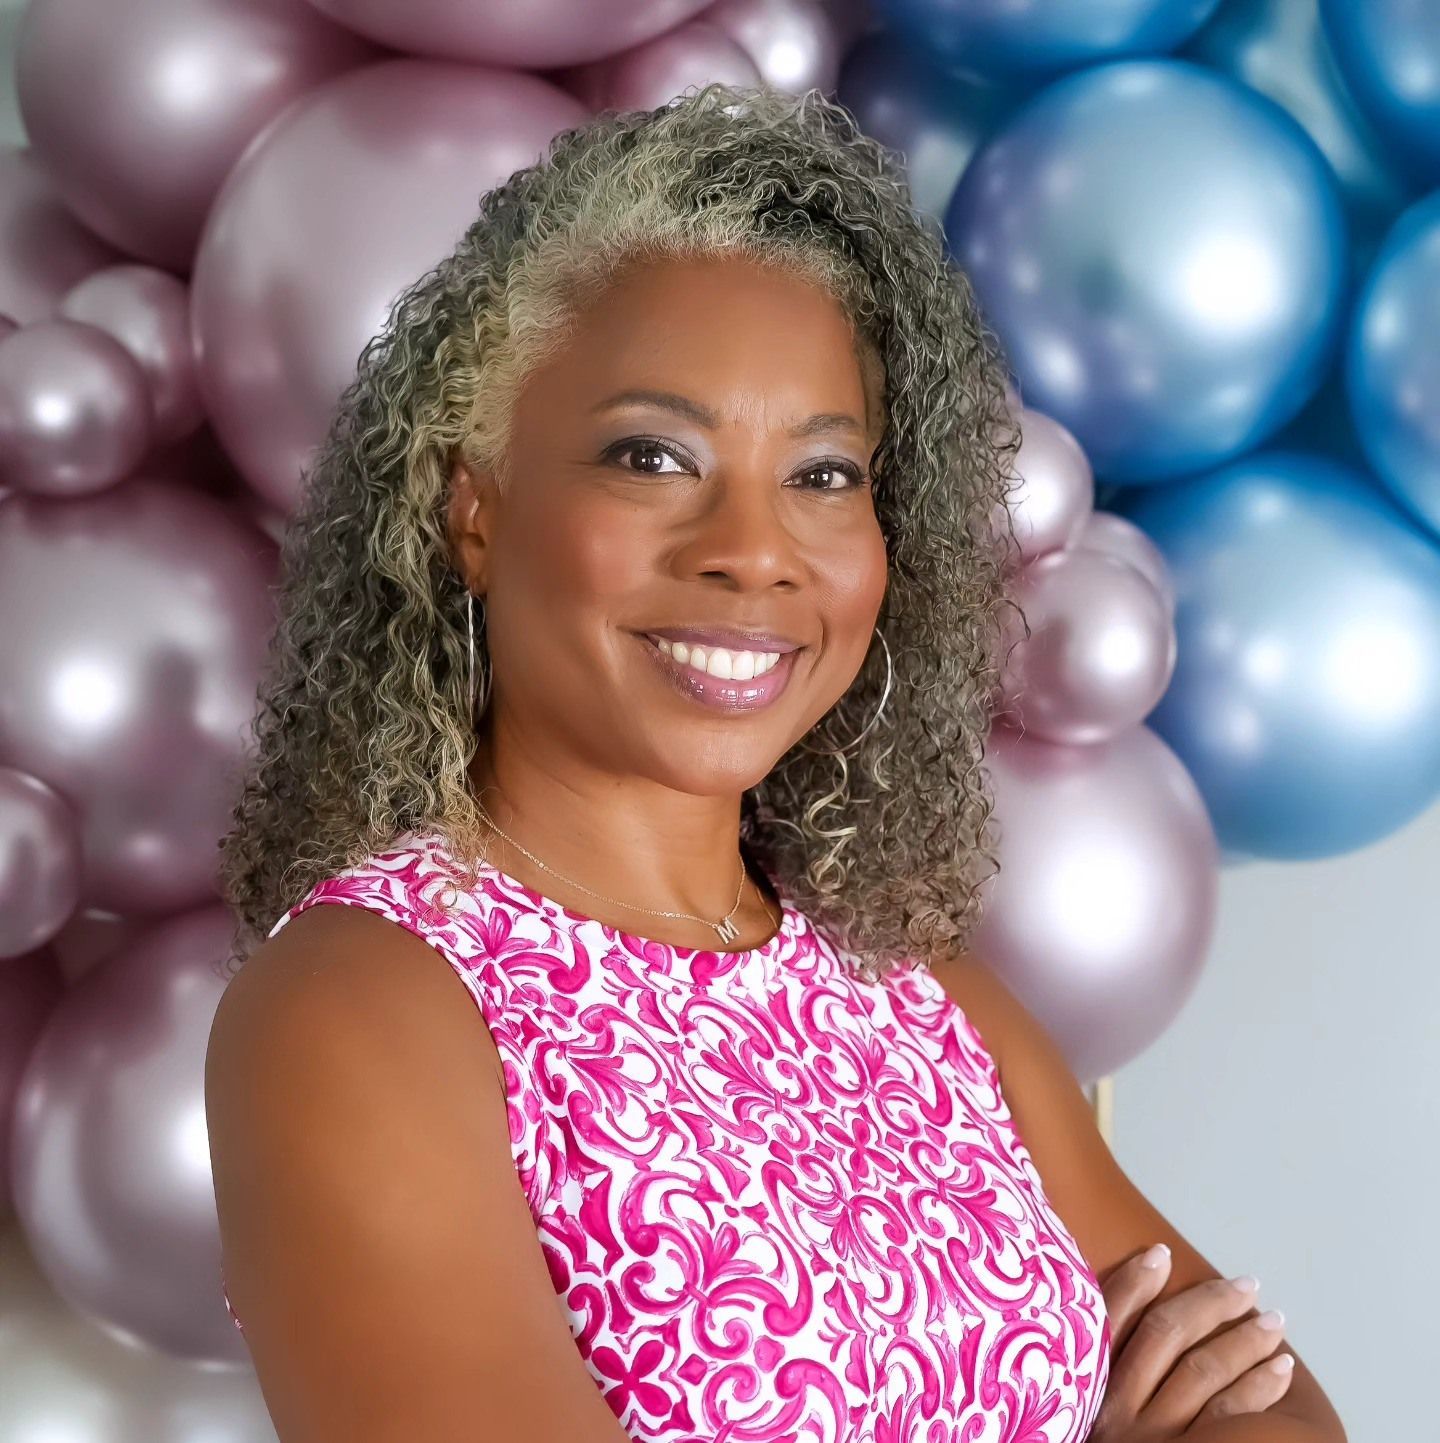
[973,723,1219,1084]
[1347,189,1440,541]
[1319,0,1440,184]
[1184,0,1419,274]
[191,59,588,513]
[1113,450,1440,859]
[945,59,1349,482]
[11,906,246,1362]
[0,478,278,913]
[1074,509,1176,616]
[0,147,122,325]
[306,0,714,68]
[59,265,204,448]
[0,768,83,958]
[706,0,848,95]
[16,0,377,272]
[0,319,154,497]
[558,20,761,113]
[837,30,1035,226]
[998,407,1094,566]
[0,948,65,1218]
[996,547,1176,744]
[876,0,1224,79]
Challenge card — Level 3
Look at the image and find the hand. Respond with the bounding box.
[1086,1243,1295,1441]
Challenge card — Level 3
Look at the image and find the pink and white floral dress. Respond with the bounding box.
[222,828,1110,1443]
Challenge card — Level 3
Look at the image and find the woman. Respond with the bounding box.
[205,85,1345,1443]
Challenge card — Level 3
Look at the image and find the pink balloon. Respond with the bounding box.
[0,946,65,1220]
[0,478,278,913]
[1075,509,1176,617]
[559,19,761,113]
[996,407,1094,567]
[46,906,154,987]
[10,905,247,1362]
[973,724,1219,1083]
[0,319,154,497]
[0,148,122,324]
[16,0,378,271]
[306,0,714,69]
[0,768,83,958]
[59,265,204,447]
[996,546,1177,745]
[706,0,847,94]
[192,58,588,513]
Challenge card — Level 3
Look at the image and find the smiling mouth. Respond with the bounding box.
[636,632,802,713]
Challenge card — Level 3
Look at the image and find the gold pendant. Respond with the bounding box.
[714,914,740,944]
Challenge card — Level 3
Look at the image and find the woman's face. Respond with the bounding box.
[454,253,889,797]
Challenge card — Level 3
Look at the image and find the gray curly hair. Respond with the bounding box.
[218,81,1025,986]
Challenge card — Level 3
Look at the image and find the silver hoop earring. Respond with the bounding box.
[466,591,490,723]
[798,626,892,758]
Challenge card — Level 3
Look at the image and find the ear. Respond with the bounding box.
[445,453,499,594]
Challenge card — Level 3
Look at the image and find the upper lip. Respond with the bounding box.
[642,626,805,654]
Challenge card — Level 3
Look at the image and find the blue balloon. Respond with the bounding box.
[1320,0,1440,185]
[1112,451,1440,859]
[875,0,1223,78]
[1347,188,1440,541]
[1184,0,1420,274]
[945,59,1348,482]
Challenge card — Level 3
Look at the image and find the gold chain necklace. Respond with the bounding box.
[474,802,777,945]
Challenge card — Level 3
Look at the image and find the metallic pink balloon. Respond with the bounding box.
[10,905,248,1362]
[59,265,204,447]
[996,546,1177,745]
[0,768,83,958]
[997,406,1094,567]
[16,0,378,271]
[973,724,1219,1083]
[0,148,122,325]
[0,946,65,1219]
[192,59,588,513]
[0,478,278,914]
[0,319,154,497]
[707,0,847,94]
[1075,508,1176,617]
[306,0,714,68]
[560,19,761,113]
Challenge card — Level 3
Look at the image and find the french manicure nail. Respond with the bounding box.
[1141,1244,1171,1269]
[1228,1274,1260,1293]
[1255,1309,1285,1330]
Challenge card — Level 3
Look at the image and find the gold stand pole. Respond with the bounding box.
[1087,1075,1114,1149]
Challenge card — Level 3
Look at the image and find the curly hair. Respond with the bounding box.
[218,81,1025,987]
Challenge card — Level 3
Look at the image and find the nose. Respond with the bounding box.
[673,470,805,591]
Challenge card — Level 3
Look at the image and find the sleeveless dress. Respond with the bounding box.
[221,829,1111,1443]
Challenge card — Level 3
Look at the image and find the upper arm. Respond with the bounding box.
[929,951,1346,1442]
[205,904,632,1443]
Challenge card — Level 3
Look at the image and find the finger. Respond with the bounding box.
[1145,1306,1288,1433]
[1100,1243,1173,1350]
[1186,1349,1296,1430]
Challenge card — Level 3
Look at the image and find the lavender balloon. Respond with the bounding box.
[192,59,588,513]
[60,265,204,448]
[706,0,848,94]
[999,407,1094,567]
[11,906,247,1362]
[0,478,277,913]
[0,767,83,958]
[0,947,65,1218]
[1075,509,1176,616]
[974,724,1219,1083]
[560,20,760,113]
[16,0,377,271]
[0,319,154,497]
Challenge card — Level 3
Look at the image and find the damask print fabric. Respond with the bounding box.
[222,830,1110,1443]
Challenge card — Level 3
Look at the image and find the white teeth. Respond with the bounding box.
[653,637,782,680]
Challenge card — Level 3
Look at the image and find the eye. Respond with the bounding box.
[792,459,868,491]
[602,437,693,475]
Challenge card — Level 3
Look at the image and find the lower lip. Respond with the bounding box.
[637,634,802,713]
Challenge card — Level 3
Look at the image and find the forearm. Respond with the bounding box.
[1180,1414,1346,1443]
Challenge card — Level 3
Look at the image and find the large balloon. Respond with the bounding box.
[705,0,850,95]
[11,906,245,1362]
[1347,190,1440,541]
[305,0,713,68]
[16,0,377,271]
[876,0,1223,78]
[973,723,1219,1084]
[946,59,1348,483]
[191,59,588,514]
[0,478,277,913]
[0,147,122,325]
[1319,0,1440,184]
[0,767,83,957]
[0,947,65,1217]
[1113,451,1440,859]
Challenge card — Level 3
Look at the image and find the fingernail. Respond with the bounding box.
[1255,1308,1285,1330]
[1269,1353,1295,1374]
[1141,1244,1171,1269]
[1228,1274,1260,1293]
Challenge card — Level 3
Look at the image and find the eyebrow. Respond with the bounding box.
[591,388,866,439]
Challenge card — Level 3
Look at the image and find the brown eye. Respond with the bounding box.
[604,438,689,475]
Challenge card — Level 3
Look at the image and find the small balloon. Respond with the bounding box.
[0,768,83,957]
[1074,509,1176,615]
[706,0,847,95]
[0,318,154,497]
[558,20,760,113]
[998,407,1094,567]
